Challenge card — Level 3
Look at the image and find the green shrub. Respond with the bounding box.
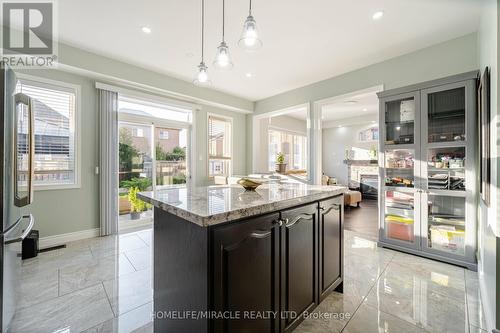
[120,177,152,191]
[173,174,187,184]
[156,145,186,161]
[128,187,147,212]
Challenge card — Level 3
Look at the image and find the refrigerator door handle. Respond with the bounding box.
[4,214,35,244]
[27,96,35,204]
[13,93,35,207]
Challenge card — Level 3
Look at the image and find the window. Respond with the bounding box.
[208,115,232,177]
[17,78,79,188]
[133,128,144,137]
[159,130,169,140]
[268,129,307,172]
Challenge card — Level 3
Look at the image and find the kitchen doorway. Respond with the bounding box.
[117,96,192,229]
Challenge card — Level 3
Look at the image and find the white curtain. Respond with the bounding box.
[98,89,119,236]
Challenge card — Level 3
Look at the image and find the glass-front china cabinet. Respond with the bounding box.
[378,71,478,269]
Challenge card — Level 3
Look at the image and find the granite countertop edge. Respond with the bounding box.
[138,186,346,227]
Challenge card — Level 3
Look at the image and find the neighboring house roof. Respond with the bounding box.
[20,99,70,138]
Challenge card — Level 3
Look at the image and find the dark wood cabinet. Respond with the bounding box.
[318,196,343,300]
[280,203,318,332]
[212,212,281,333]
[154,194,343,333]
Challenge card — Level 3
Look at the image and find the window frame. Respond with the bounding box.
[17,73,82,191]
[207,113,233,178]
[267,127,307,172]
[158,129,169,140]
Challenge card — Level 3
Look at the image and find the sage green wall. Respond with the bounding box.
[16,69,100,238]
[248,33,479,173]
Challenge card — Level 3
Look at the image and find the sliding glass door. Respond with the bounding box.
[117,96,192,227]
[154,126,189,188]
[118,122,154,222]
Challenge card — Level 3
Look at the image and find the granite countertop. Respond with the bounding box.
[138,183,346,227]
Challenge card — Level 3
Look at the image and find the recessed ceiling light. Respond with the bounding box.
[371,120,376,123]
[245,73,253,78]
[338,125,343,128]
[185,52,194,58]
[372,11,384,20]
[362,108,368,111]
[344,100,358,105]
[141,26,152,34]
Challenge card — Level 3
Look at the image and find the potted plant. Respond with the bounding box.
[128,186,147,220]
[276,152,287,174]
[369,145,378,161]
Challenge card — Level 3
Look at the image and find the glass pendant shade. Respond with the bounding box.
[238,15,262,51]
[193,62,211,86]
[213,41,233,70]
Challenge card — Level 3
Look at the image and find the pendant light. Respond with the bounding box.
[194,0,211,86]
[213,0,233,70]
[238,0,262,51]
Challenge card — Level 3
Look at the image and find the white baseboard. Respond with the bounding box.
[39,228,100,249]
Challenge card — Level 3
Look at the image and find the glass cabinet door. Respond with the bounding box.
[427,87,466,143]
[384,149,415,188]
[385,97,415,145]
[426,146,466,191]
[384,190,415,244]
[425,194,466,255]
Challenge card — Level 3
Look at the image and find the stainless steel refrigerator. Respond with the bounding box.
[1,64,36,331]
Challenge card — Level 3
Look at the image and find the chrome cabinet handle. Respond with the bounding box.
[5,214,35,244]
[321,204,340,215]
[249,230,272,239]
[249,219,283,239]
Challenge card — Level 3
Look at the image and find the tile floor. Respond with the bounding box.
[9,227,488,333]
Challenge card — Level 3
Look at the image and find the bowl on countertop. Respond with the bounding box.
[237,178,265,191]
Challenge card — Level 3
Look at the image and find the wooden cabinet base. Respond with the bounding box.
[153,194,343,333]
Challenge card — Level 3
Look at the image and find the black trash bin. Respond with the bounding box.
[22,229,39,260]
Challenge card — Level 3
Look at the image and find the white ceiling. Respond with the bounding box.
[321,91,379,122]
[285,108,308,121]
[58,0,481,101]
[283,89,379,123]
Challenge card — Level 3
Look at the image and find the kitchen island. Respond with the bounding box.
[138,183,345,333]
